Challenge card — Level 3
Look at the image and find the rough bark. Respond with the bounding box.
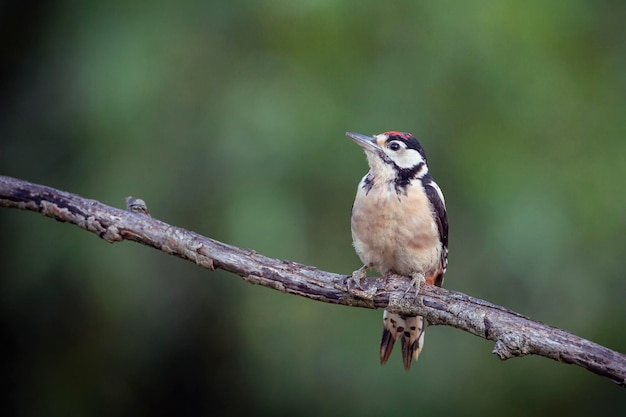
[1,175,624,386]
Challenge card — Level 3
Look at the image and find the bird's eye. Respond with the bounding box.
[389,142,401,151]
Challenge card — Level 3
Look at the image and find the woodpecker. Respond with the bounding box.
[347,131,448,370]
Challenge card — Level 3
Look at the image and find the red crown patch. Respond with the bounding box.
[384,131,414,141]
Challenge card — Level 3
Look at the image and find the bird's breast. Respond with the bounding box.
[351,181,441,276]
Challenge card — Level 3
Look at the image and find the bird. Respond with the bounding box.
[346,131,448,370]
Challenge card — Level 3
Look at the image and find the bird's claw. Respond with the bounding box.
[403,273,425,299]
[346,264,369,291]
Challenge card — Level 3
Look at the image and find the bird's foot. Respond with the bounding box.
[346,264,369,291]
[404,272,426,299]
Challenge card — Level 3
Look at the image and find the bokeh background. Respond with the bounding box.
[1,1,625,415]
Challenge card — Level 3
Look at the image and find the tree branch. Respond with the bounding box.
[1,175,624,386]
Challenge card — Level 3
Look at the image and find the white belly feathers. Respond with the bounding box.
[351,179,441,277]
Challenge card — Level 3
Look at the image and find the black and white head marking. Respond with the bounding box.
[377,132,429,194]
[348,131,433,195]
[378,132,428,172]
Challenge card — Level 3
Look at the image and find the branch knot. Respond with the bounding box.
[493,332,531,360]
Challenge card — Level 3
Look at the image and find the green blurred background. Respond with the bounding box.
[1,0,625,415]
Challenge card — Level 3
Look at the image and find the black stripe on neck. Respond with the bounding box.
[393,162,426,194]
[362,174,374,194]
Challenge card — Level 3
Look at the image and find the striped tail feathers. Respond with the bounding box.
[380,310,426,370]
[380,324,396,365]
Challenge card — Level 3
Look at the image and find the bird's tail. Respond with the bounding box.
[380,310,426,370]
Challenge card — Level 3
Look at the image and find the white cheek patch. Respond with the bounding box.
[386,148,425,169]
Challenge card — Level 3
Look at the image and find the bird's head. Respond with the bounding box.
[346,131,429,181]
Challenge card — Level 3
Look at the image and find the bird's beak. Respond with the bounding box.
[346,132,381,153]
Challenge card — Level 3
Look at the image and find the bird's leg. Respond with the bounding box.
[404,272,426,299]
[346,264,370,290]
